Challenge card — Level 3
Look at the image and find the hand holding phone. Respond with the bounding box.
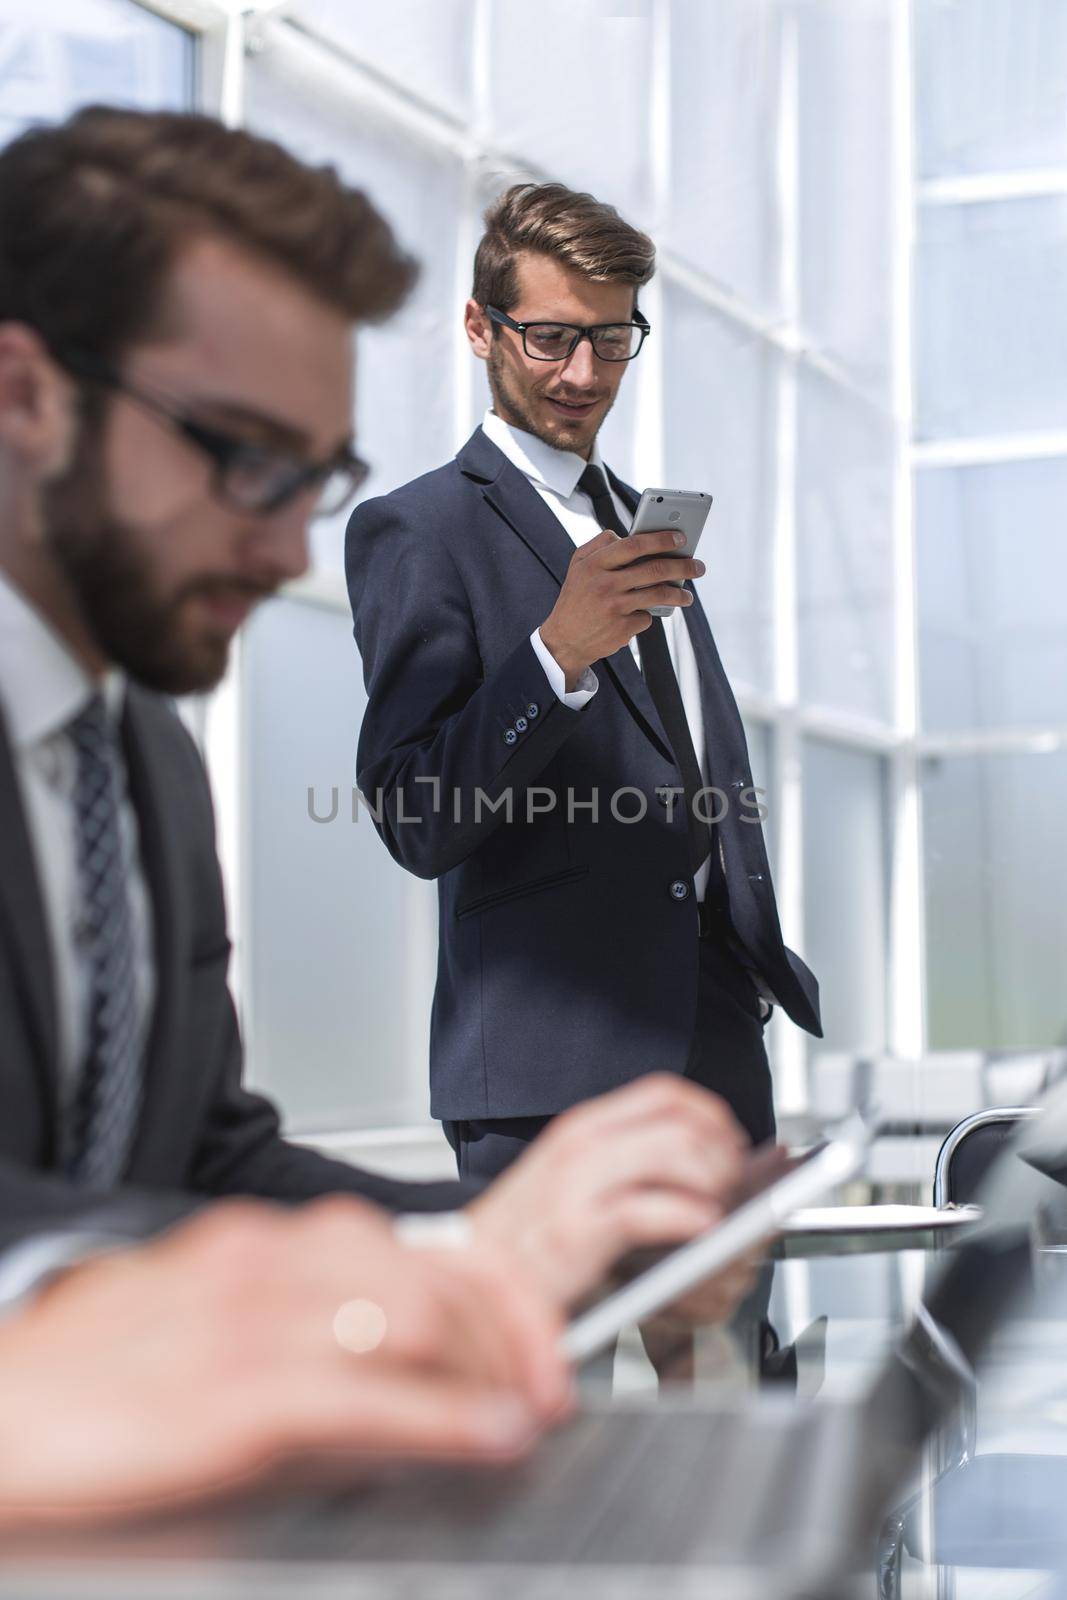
[538,487,712,688]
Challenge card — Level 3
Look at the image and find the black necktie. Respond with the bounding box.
[578,463,717,886]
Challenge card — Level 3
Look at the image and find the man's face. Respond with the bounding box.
[42,235,355,694]
[473,252,636,459]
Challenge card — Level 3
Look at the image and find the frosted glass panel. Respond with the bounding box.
[288,0,474,118]
[242,596,435,1132]
[915,0,1067,179]
[0,1,191,142]
[662,282,777,696]
[797,371,896,725]
[923,750,1067,1050]
[488,0,653,223]
[917,459,1067,733]
[797,0,893,396]
[741,717,774,871]
[802,740,888,1055]
[916,197,1067,441]
[246,33,462,571]
[666,0,781,315]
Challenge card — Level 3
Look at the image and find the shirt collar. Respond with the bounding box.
[481,409,610,502]
[0,568,125,751]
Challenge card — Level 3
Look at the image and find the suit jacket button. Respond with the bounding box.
[503,728,517,746]
[514,716,528,733]
[526,702,540,718]
[669,879,690,902]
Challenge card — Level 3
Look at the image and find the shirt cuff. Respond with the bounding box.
[530,628,598,710]
[0,1232,125,1320]
[393,1212,474,1250]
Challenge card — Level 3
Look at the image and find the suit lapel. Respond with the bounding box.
[464,440,578,593]
[0,704,59,1121]
[121,688,188,1162]
[457,431,673,763]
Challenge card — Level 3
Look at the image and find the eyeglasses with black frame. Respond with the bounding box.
[55,350,370,518]
[485,304,651,363]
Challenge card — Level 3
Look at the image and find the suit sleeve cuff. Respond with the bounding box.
[393,1211,474,1249]
[0,1232,126,1320]
[529,628,598,710]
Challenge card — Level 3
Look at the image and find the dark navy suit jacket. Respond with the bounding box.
[0,688,473,1245]
[346,427,821,1122]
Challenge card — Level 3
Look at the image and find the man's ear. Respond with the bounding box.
[0,323,77,480]
[464,299,492,362]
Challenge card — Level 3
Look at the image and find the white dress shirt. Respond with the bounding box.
[482,409,712,902]
[0,570,155,1121]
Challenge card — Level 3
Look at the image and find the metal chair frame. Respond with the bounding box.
[932,1106,1041,1208]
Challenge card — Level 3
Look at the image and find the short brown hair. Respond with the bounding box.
[0,104,417,367]
[472,181,655,310]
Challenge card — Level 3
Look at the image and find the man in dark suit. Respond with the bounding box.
[347,181,822,1182]
[0,109,748,1317]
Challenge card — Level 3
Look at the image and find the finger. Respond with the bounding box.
[572,526,622,562]
[622,587,693,615]
[280,1369,544,1463]
[556,1075,749,1151]
[390,1253,548,1401]
[599,1191,719,1257]
[599,527,685,566]
[619,557,704,590]
[442,1253,572,1419]
[569,1122,743,1208]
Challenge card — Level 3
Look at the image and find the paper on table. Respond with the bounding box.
[786,1204,982,1234]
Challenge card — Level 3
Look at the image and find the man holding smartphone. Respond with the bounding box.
[347,182,822,1182]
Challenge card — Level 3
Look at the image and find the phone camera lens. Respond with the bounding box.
[656,495,663,503]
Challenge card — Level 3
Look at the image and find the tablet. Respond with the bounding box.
[562,1115,870,1364]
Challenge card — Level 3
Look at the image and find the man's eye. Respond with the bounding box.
[234,442,278,468]
[529,326,571,348]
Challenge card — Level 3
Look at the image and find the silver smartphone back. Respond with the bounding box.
[629,488,712,617]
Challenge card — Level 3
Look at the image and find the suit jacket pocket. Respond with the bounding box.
[455,865,589,921]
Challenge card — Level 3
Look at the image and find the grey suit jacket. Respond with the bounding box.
[0,684,474,1246]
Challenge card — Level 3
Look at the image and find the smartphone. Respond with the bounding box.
[628,487,713,618]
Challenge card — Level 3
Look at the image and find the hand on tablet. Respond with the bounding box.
[466,1074,748,1307]
[645,1246,764,1333]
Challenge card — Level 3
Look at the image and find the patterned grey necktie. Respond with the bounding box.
[64,694,142,1186]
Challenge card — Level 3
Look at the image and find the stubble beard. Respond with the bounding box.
[40,430,252,696]
[487,342,614,458]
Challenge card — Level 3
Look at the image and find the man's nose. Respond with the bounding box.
[244,499,312,586]
[559,334,600,388]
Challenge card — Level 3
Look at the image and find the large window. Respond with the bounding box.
[0,0,192,137]
[913,0,1067,1055]
[7,1,1063,1132]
